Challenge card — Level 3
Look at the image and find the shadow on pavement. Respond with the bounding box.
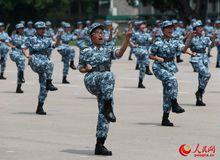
[61,149,94,156]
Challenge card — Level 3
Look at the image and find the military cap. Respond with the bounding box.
[35,21,46,29]
[88,23,104,35]
[45,21,52,26]
[0,22,4,27]
[27,21,33,25]
[161,20,173,29]
[15,23,24,29]
[193,20,203,30]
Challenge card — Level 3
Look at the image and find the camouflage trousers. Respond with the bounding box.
[153,64,178,113]
[9,49,25,84]
[0,46,9,73]
[58,46,75,76]
[29,54,53,103]
[84,71,115,138]
[191,58,211,92]
[133,47,149,81]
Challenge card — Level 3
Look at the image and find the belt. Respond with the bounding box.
[90,65,111,72]
[162,57,174,62]
[30,51,47,55]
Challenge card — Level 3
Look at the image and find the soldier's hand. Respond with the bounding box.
[27,55,32,60]
[157,56,164,62]
[85,64,92,72]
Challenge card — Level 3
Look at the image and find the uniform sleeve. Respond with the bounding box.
[21,37,31,49]
[149,41,158,56]
[107,45,120,60]
[77,48,87,70]
[176,39,185,52]
[205,37,212,47]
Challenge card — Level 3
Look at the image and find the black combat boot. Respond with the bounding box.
[135,63,139,70]
[62,76,70,84]
[0,72,6,79]
[128,52,133,60]
[171,99,185,113]
[16,84,23,93]
[216,62,220,68]
[161,112,174,126]
[36,102,46,115]
[195,88,206,106]
[70,60,76,70]
[95,138,112,156]
[46,79,58,91]
[145,65,153,75]
[18,71,25,83]
[176,55,183,63]
[103,100,116,122]
[138,79,145,88]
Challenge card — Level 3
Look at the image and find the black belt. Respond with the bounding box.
[162,57,174,62]
[90,65,111,72]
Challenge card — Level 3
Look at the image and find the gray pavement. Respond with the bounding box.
[0,47,220,160]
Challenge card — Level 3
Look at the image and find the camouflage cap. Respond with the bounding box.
[15,23,24,29]
[35,21,46,29]
[193,20,203,30]
[161,20,173,29]
[88,23,104,35]
[45,21,52,26]
[27,21,33,25]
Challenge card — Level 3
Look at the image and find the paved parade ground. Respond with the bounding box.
[0,47,220,160]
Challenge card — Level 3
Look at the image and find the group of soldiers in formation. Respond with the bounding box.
[0,17,220,156]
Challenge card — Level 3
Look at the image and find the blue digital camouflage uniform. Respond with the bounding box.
[74,28,87,50]
[150,37,184,112]
[57,29,76,77]
[21,33,55,103]
[103,29,116,47]
[131,29,152,81]
[10,32,27,84]
[204,24,214,56]
[24,27,36,37]
[81,26,92,48]
[172,27,185,57]
[189,35,212,92]
[78,44,120,138]
[44,28,55,58]
[0,30,10,74]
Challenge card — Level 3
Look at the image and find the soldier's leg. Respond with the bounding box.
[36,73,48,115]
[145,54,153,75]
[137,57,146,88]
[216,46,220,68]
[16,55,25,93]
[69,48,76,70]
[45,59,57,91]
[62,57,70,84]
[161,82,173,126]
[0,54,7,79]
[98,72,116,123]
[95,95,112,156]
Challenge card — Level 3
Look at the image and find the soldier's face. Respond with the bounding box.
[37,28,45,36]
[17,28,24,34]
[0,26,4,31]
[163,26,173,38]
[91,28,104,45]
[195,26,203,35]
[139,24,146,31]
[66,27,72,32]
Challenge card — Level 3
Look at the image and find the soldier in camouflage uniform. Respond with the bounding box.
[0,22,15,79]
[189,20,215,106]
[44,21,55,58]
[149,20,194,126]
[21,21,59,115]
[204,19,215,57]
[130,21,154,88]
[10,23,27,93]
[57,23,76,84]
[78,23,132,156]
[24,21,36,37]
[214,20,220,68]
[74,21,87,50]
